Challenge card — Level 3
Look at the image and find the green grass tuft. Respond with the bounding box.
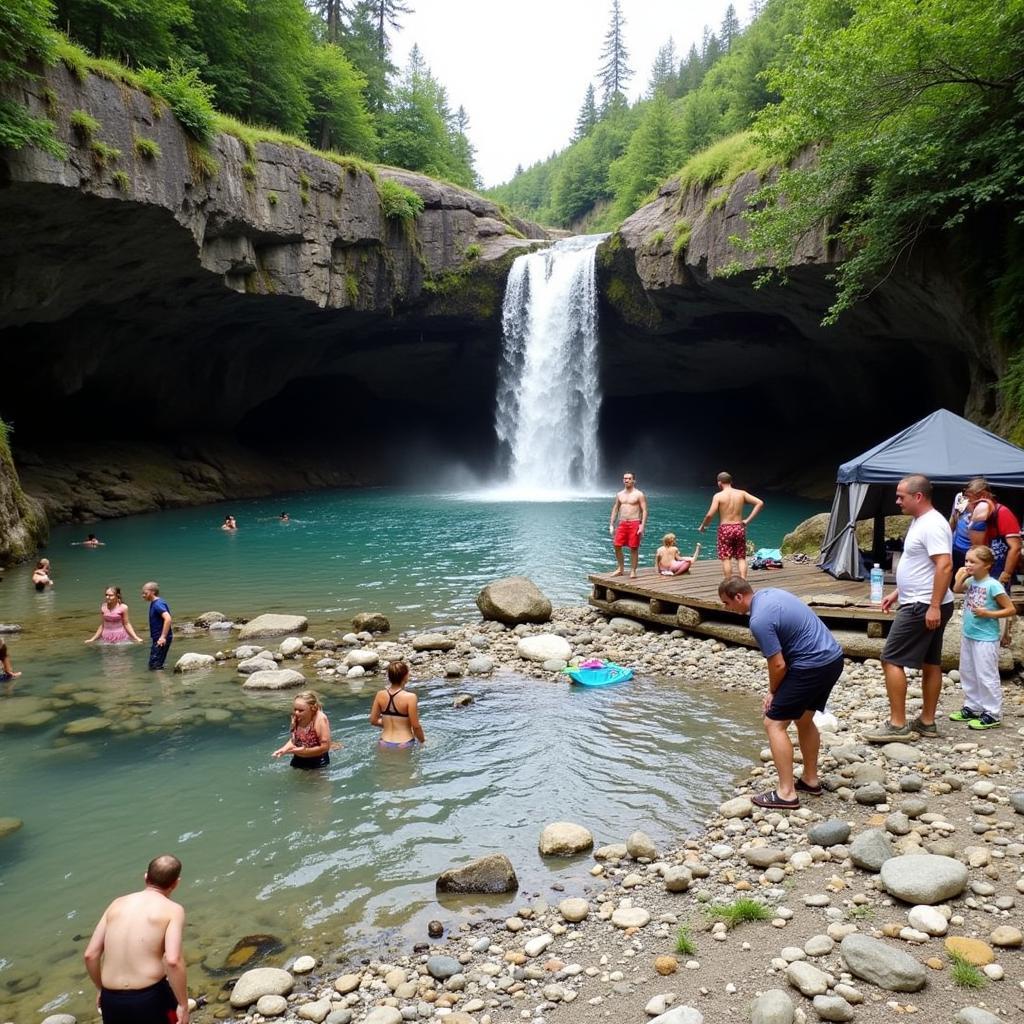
[69,109,100,139]
[677,132,774,191]
[464,242,481,260]
[185,139,218,182]
[42,87,59,117]
[53,36,89,83]
[949,953,987,989]
[706,191,728,213]
[844,904,874,921]
[674,925,695,955]
[672,218,692,257]
[378,178,424,221]
[267,191,279,207]
[133,136,161,160]
[90,139,121,167]
[345,272,359,304]
[111,170,130,191]
[704,898,771,929]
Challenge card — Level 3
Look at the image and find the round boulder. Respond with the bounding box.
[345,649,380,669]
[436,853,518,894]
[539,821,594,857]
[0,817,24,840]
[476,576,552,626]
[229,967,294,1008]
[517,634,571,664]
[353,612,390,633]
[242,669,306,690]
[880,854,968,905]
[174,652,216,673]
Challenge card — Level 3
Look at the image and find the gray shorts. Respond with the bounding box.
[881,602,954,669]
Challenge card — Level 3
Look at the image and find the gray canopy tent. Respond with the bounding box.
[819,409,1024,580]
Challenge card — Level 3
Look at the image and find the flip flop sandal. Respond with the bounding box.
[795,778,823,796]
[752,790,800,810]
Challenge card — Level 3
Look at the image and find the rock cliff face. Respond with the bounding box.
[595,167,990,490]
[0,64,548,546]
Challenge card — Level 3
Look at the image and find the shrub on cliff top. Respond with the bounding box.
[676,132,773,190]
[378,178,424,222]
[138,60,215,143]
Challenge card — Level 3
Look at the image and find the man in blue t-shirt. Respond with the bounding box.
[719,576,845,810]
[142,581,173,671]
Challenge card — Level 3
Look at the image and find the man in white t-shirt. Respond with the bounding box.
[865,475,953,743]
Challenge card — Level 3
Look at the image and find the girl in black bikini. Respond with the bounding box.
[370,661,426,749]
[272,690,334,769]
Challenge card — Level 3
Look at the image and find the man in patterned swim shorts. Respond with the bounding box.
[699,471,764,578]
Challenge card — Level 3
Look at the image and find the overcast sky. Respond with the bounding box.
[392,0,753,188]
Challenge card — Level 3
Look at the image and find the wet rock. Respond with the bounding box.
[292,955,316,973]
[352,612,390,633]
[0,623,23,633]
[517,634,571,663]
[279,637,305,657]
[229,967,294,1008]
[881,854,968,904]
[807,820,851,847]
[541,657,567,671]
[237,655,277,674]
[194,610,227,627]
[237,614,308,640]
[218,934,285,971]
[63,716,112,735]
[0,816,24,840]
[452,693,474,708]
[174,653,215,672]
[345,649,379,669]
[476,576,552,625]
[539,821,594,856]
[427,920,444,938]
[849,828,895,872]
[840,934,927,991]
[750,989,794,1024]
[719,796,754,819]
[40,1016,77,1024]
[242,669,306,690]
[436,853,518,893]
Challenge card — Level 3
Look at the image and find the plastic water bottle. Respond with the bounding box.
[870,563,884,606]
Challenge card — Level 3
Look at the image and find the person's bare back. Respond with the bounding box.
[84,854,188,1024]
[713,487,758,524]
[96,889,181,989]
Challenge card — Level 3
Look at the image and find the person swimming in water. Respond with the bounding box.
[75,533,104,547]
[1,640,21,694]
[279,512,290,523]
[32,558,54,591]
[272,690,334,769]
[370,661,425,749]
[655,534,702,576]
[221,515,237,531]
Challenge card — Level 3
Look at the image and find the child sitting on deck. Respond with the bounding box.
[655,535,701,576]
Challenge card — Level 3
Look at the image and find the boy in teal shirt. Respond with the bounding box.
[952,546,1016,728]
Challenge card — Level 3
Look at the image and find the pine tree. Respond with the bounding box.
[648,37,678,97]
[339,1,392,112]
[597,0,632,108]
[678,42,704,95]
[367,0,413,64]
[573,83,599,140]
[719,4,740,53]
[701,27,722,70]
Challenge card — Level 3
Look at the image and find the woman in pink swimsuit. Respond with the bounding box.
[85,586,144,645]
[272,690,334,769]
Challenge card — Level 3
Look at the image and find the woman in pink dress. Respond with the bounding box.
[85,586,144,645]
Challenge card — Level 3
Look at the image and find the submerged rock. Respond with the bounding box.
[174,653,215,673]
[476,576,552,625]
[436,853,518,894]
[242,669,306,690]
[353,612,390,633]
[0,817,24,840]
[216,934,286,972]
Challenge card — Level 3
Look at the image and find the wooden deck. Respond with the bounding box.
[587,561,1024,662]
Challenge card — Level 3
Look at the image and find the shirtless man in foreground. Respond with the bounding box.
[84,854,189,1024]
[609,472,648,577]
[699,471,764,578]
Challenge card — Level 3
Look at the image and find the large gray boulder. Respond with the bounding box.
[229,967,294,1008]
[436,854,518,894]
[476,576,552,625]
[238,614,309,640]
[840,934,927,991]
[242,669,306,690]
[880,854,968,904]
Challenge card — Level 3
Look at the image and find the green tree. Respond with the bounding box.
[609,91,683,219]
[305,41,376,155]
[701,27,722,70]
[745,0,1024,322]
[678,42,704,94]
[597,0,632,108]
[366,0,411,64]
[573,82,598,140]
[679,89,721,154]
[55,0,191,66]
[648,37,678,97]
[449,103,478,188]
[338,0,392,112]
[720,4,741,53]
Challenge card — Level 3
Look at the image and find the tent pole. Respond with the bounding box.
[873,513,886,569]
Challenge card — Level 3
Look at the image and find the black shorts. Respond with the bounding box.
[100,978,177,1024]
[291,752,329,770]
[766,654,844,721]
[882,601,954,669]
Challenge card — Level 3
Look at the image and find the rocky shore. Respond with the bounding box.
[15,594,1024,1024]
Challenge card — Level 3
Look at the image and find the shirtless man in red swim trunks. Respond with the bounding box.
[84,854,189,1024]
[699,471,764,579]
[609,472,648,578]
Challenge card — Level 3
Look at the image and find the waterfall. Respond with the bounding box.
[495,234,606,495]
